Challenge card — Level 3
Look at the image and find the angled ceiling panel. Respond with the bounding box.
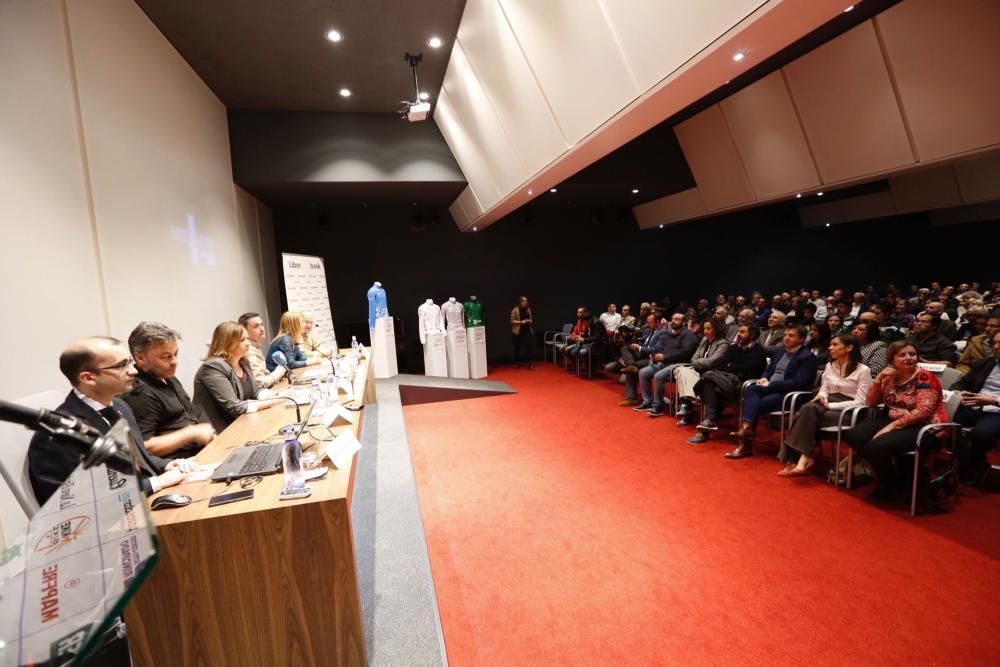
[458,185,484,224]
[601,0,765,93]
[633,188,706,229]
[674,104,756,210]
[433,88,501,210]
[497,0,640,144]
[783,20,914,183]
[720,71,821,199]
[448,196,469,228]
[889,165,962,214]
[876,0,1000,161]
[953,151,1000,204]
[457,0,567,177]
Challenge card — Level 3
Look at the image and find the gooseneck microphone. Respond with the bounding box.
[0,400,101,438]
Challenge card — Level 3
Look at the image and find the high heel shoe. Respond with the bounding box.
[777,464,797,477]
[789,459,815,476]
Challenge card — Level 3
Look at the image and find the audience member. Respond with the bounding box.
[239,312,287,389]
[673,318,729,425]
[776,334,871,477]
[758,310,787,354]
[726,324,818,459]
[192,322,285,433]
[807,321,832,368]
[617,314,666,405]
[28,337,195,505]
[565,310,597,361]
[852,319,887,376]
[619,305,636,330]
[956,315,999,375]
[122,321,215,459]
[688,324,767,445]
[952,331,1000,485]
[826,313,846,336]
[844,342,947,500]
[906,313,958,365]
[924,302,956,339]
[599,303,622,336]
[631,313,698,417]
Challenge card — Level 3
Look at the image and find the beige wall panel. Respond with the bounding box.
[601,0,765,92]
[434,90,501,212]
[784,21,914,183]
[448,199,469,229]
[633,188,706,229]
[674,105,757,210]
[441,43,524,195]
[498,0,640,144]
[876,0,1000,161]
[720,71,821,198]
[953,151,1000,204]
[254,201,282,334]
[457,0,567,176]
[889,165,962,214]
[798,191,897,227]
[458,186,484,221]
[66,0,267,390]
[0,1,107,398]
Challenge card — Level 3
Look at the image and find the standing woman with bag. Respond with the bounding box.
[511,295,535,369]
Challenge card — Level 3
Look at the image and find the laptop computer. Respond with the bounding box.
[210,404,313,482]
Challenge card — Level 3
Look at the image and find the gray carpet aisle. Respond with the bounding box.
[351,374,513,666]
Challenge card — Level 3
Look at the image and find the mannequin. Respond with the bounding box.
[367,281,389,330]
[441,297,465,330]
[417,299,445,344]
[463,296,484,328]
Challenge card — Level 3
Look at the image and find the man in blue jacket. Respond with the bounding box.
[725,323,818,459]
[619,314,666,406]
[631,313,699,415]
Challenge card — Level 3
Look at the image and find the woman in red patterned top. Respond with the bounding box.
[844,341,947,500]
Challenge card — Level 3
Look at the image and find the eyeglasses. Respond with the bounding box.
[90,358,136,373]
[240,475,263,489]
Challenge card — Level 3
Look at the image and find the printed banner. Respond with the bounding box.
[281,253,336,346]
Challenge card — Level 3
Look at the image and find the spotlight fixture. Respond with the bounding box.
[550,188,557,193]
[817,191,824,196]
[325,29,343,42]
[339,88,351,97]
[472,226,477,231]
[844,5,855,12]
[632,188,639,194]
[732,52,745,62]
[428,36,443,48]
[659,224,664,229]
[419,92,430,101]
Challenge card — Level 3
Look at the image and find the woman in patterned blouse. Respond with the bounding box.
[852,320,887,376]
[844,341,947,500]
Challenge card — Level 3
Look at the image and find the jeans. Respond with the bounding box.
[740,383,788,428]
[954,405,1000,460]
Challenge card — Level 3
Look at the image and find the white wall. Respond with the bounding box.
[0,0,278,399]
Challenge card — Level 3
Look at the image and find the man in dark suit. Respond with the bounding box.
[28,336,195,505]
[953,331,1000,485]
[726,324,819,459]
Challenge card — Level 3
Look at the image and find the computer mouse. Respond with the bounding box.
[151,494,192,510]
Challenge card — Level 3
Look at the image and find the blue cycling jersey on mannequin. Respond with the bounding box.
[367,282,389,329]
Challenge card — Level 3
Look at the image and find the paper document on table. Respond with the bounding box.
[325,432,362,470]
[278,388,313,405]
[183,463,221,483]
[322,402,356,427]
[301,367,327,379]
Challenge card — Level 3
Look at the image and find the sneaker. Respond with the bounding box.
[696,420,719,431]
[633,402,652,412]
[688,432,709,445]
[649,407,664,418]
[676,403,690,417]
[618,398,640,407]
[676,416,695,427]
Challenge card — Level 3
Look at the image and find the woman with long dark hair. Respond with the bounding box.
[807,321,832,368]
[511,295,535,369]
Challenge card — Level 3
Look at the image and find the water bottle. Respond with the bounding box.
[351,336,359,355]
[309,377,322,406]
[325,371,337,401]
[281,428,304,490]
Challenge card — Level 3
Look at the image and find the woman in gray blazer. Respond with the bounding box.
[193,322,285,433]
[673,318,730,426]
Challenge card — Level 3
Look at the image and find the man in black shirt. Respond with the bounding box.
[121,321,215,458]
[905,313,958,366]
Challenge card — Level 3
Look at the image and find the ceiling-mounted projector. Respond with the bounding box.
[399,52,430,122]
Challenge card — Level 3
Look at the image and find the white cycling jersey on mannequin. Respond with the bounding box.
[417,299,445,344]
[441,297,465,330]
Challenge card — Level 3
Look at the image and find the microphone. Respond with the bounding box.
[268,395,303,426]
[0,400,101,438]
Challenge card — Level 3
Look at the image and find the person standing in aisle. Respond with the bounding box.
[511,295,535,369]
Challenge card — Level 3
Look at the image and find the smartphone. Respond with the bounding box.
[208,489,254,507]
[278,487,312,500]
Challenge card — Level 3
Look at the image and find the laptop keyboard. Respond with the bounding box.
[238,444,283,475]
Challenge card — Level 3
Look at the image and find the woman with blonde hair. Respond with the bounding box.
[193,322,285,432]
[265,312,319,371]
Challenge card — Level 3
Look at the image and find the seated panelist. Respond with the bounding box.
[266,312,320,372]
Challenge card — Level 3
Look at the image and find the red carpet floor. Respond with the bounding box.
[403,364,1000,666]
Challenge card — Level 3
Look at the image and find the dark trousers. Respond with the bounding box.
[844,417,925,494]
[699,381,739,422]
[779,395,850,461]
[512,331,535,364]
[954,405,1000,459]
[740,384,787,428]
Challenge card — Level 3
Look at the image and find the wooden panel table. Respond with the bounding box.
[124,356,375,666]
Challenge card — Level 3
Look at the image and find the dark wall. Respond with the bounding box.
[273,203,997,368]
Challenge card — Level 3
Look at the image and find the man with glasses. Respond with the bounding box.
[28,336,196,505]
[121,321,215,458]
[905,312,958,366]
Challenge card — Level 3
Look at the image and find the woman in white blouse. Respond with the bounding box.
[777,334,872,476]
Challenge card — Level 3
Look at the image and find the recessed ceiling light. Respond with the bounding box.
[339,88,351,97]
[632,188,639,194]
[418,92,430,101]
[325,29,343,43]
[817,191,824,196]
[825,223,831,227]
[844,5,855,12]
[796,193,802,198]
[550,188,557,193]
[659,224,664,229]
[472,226,477,231]
[428,36,443,48]
[527,189,533,195]
[732,52,745,62]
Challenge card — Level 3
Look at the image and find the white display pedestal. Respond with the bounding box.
[445,328,470,379]
[423,331,448,377]
[467,326,487,379]
[371,316,398,379]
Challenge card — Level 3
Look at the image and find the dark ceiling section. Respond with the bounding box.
[136,0,466,112]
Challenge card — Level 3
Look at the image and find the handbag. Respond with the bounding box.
[826,456,875,486]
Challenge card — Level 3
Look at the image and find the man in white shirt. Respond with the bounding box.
[239,312,287,388]
[599,303,622,335]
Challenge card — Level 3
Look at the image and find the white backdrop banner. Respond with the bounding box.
[281,253,336,345]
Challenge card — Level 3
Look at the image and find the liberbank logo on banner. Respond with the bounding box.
[35,515,92,556]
